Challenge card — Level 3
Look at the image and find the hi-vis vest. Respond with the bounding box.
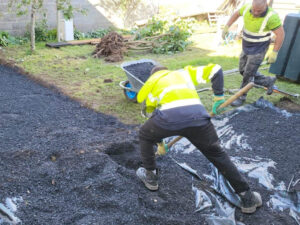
[241,4,278,43]
[137,64,221,113]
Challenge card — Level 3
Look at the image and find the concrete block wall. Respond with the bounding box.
[0,2,30,35]
[0,0,158,36]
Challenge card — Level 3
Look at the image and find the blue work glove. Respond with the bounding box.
[212,94,225,115]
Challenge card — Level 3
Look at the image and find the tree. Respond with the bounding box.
[218,0,246,14]
[119,0,141,25]
[9,0,43,51]
[8,0,86,50]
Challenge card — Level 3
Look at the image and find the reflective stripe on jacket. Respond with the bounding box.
[137,64,221,113]
[242,4,274,43]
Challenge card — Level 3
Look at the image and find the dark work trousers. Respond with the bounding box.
[139,118,250,193]
[239,49,273,99]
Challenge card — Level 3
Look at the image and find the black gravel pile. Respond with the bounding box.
[0,65,299,225]
[124,62,155,82]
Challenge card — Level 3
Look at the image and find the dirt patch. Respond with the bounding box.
[275,97,300,112]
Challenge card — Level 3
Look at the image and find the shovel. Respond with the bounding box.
[156,82,255,156]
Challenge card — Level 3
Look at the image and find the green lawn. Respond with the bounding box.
[2,33,299,124]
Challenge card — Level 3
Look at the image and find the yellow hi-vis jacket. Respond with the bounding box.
[137,64,222,114]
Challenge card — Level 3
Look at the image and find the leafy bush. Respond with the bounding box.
[74,28,112,40]
[74,29,84,40]
[8,36,29,45]
[86,28,110,38]
[133,17,167,40]
[35,19,49,41]
[132,17,194,54]
[24,19,57,42]
[154,19,193,54]
[25,19,49,42]
[0,31,29,46]
[117,28,136,35]
[0,31,9,46]
[46,29,57,41]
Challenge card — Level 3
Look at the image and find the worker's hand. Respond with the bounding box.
[141,101,154,118]
[266,51,278,64]
[212,95,225,115]
[155,141,169,156]
[222,25,229,40]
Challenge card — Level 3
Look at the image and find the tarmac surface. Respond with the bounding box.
[0,65,299,225]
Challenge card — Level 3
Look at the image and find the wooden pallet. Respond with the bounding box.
[46,39,101,48]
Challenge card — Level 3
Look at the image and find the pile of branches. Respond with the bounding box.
[126,33,169,50]
[93,32,169,62]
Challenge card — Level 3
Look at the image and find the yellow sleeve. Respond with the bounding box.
[266,12,282,31]
[239,4,248,16]
[137,70,169,106]
[137,72,160,103]
[184,64,218,85]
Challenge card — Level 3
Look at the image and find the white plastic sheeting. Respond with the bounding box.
[164,98,299,224]
[0,197,22,225]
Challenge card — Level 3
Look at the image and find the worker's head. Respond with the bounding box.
[150,65,168,76]
[252,0,268,17]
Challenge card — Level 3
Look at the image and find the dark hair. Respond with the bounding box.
[150,66,168,75]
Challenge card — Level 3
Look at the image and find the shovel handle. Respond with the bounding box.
[166,82,255,149]
[210,82,254,116]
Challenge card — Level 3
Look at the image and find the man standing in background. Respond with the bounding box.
[222,0,285,106]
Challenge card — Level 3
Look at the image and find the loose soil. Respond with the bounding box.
[0,65,299,224]
[275,97,300,113]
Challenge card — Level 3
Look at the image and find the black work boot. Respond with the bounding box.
[266,77,277,95]
[239,190,262,214]
[136,167,158,191]
[231,96,246,107]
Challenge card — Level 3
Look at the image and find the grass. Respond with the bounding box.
[2,33,299,124]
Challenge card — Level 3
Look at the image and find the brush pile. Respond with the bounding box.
[92,32,169,62]
[92,32,126,62]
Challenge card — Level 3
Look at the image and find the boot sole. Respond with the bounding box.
[136,168,158,191]
[241,197,262,214]
[144,182,159,191]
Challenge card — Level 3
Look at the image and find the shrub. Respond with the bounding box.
[74,28,112,40]
[86,28,110,38]
[133,17,167,40]
[74,29,85,40]
[25,19,49,42]
[132,17,194,54]
[46,29,57,41]
[0,31,9,46]
[153,19,193,54]
[8,36,29,45]
[35,19,49,41]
